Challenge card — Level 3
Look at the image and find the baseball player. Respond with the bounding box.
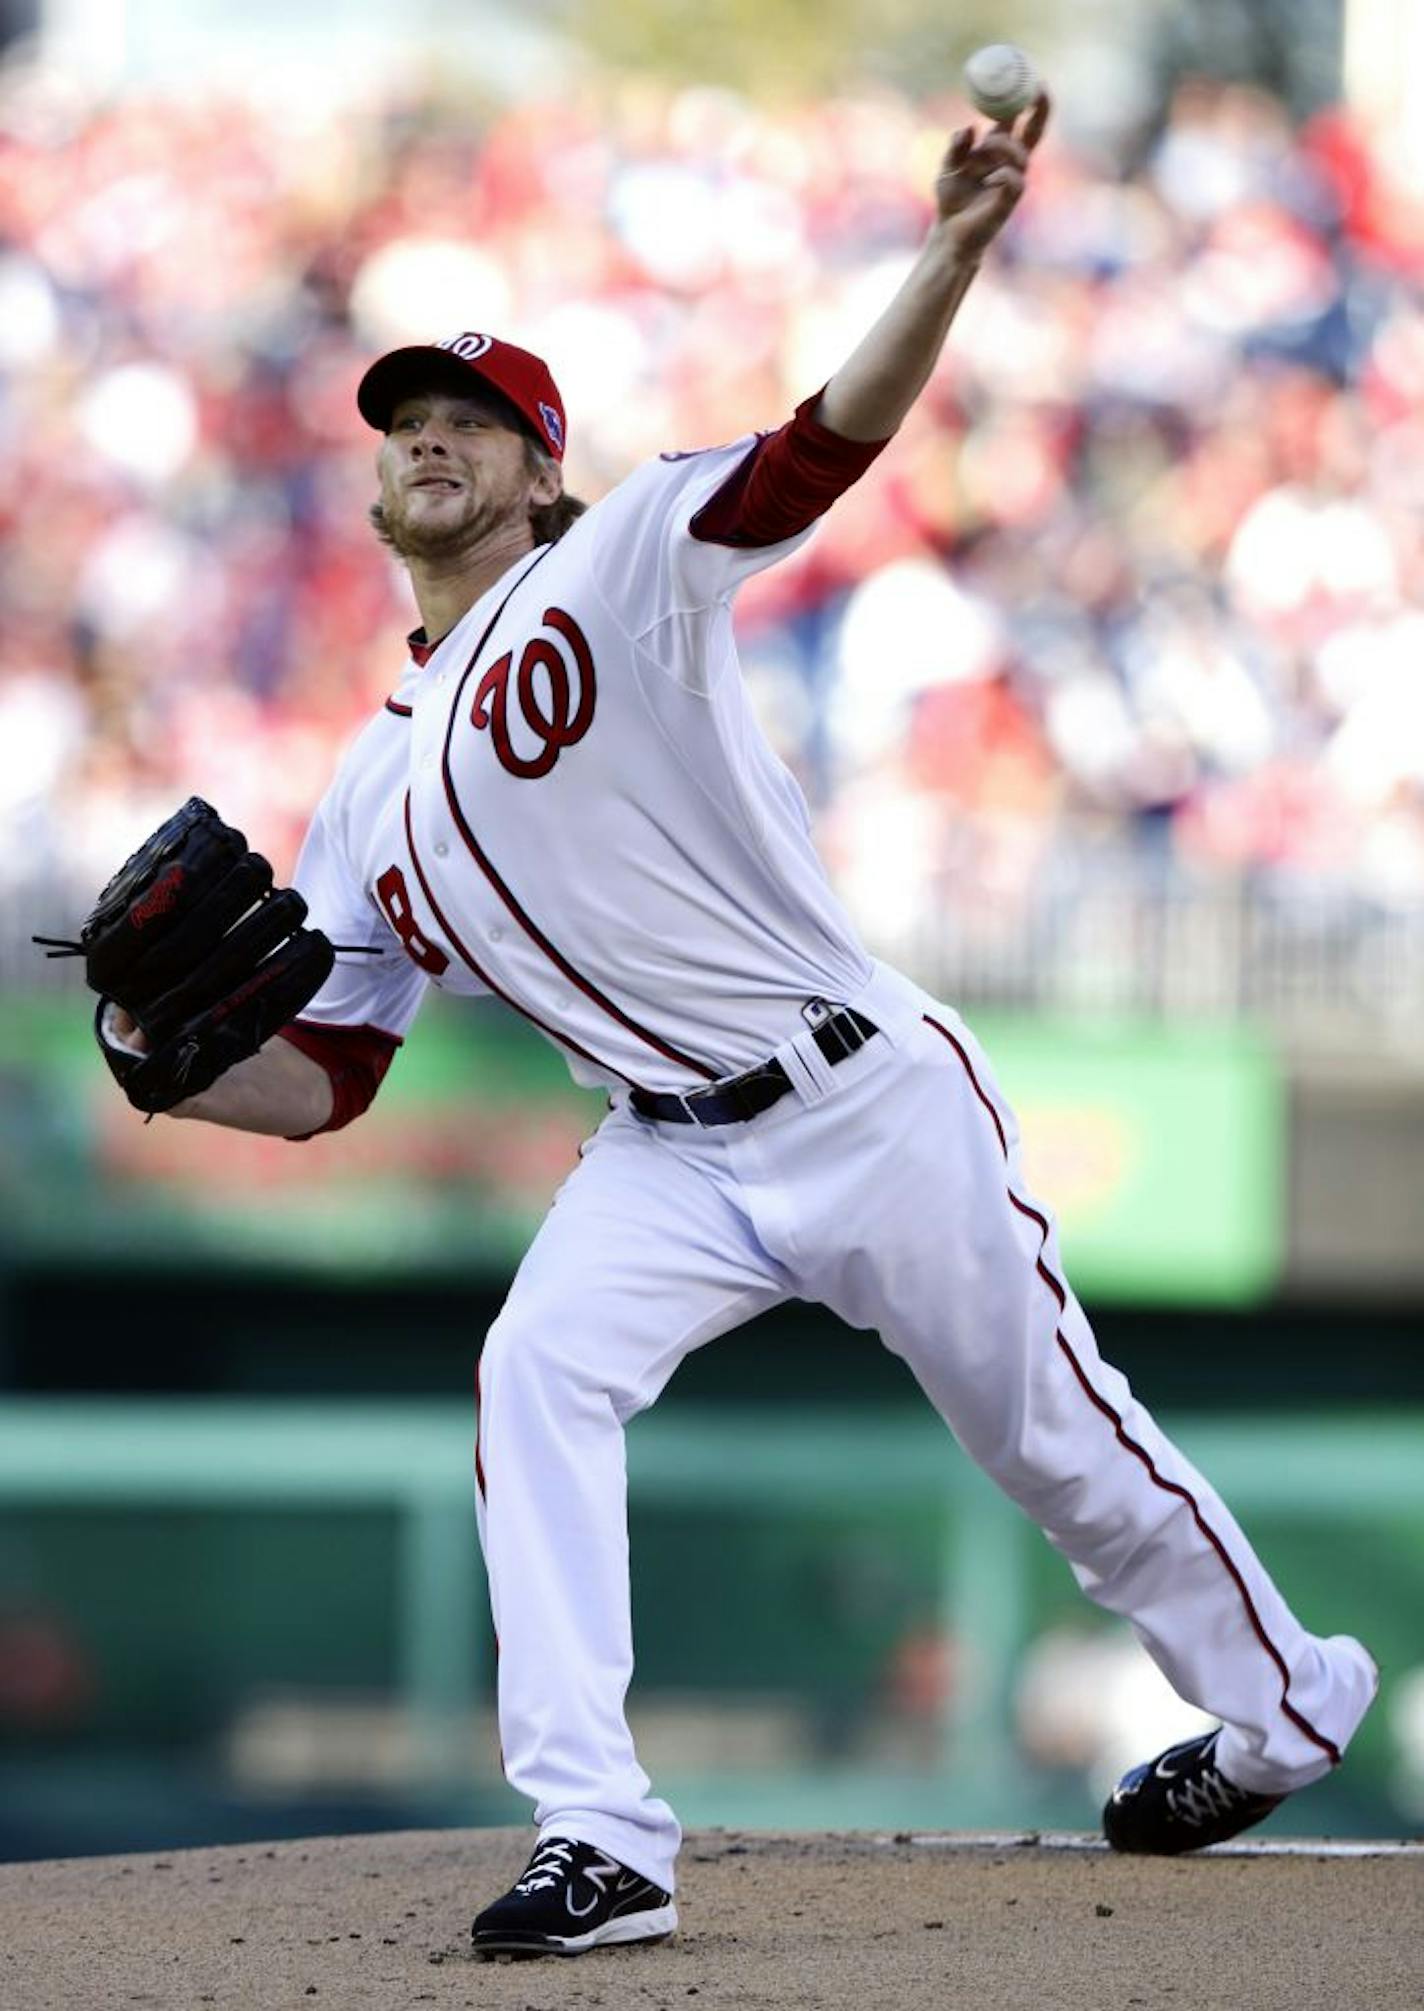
[75,94,1377,1957]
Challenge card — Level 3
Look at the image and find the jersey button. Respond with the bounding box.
[488,926,503,943]
[434,841,449,858]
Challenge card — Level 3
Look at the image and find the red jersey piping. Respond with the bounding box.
[438,559,721,1082]
[402,793,637,1087]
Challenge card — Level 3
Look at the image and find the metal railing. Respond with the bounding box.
[890,858,1424,1034]
[8,860,1424,1034]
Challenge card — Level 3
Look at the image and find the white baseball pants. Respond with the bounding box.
[474,961,1378,1892]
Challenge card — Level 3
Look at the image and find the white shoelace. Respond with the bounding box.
[1168,1765,1250,1827]
[514,1839,575,1894]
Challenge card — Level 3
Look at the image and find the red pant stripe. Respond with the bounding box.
[920,1013,1341,1767]
[474,1353,488,1504]
[475,1352,502,1768]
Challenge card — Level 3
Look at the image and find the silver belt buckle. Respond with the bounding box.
[801,996,834,1030]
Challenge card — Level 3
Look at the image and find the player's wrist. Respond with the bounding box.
[922,217,984,274]
[891,228,983,326]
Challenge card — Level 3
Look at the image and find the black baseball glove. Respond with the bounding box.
[37,797,335,1114]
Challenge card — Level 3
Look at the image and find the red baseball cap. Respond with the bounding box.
[356,332,566,461]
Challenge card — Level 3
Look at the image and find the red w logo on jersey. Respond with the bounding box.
[471,607,596,780]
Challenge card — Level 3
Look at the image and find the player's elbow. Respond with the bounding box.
[277,1022,401,1140]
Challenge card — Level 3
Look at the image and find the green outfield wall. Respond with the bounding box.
[0,1401,1417,1859]
[0,998,1284,1306]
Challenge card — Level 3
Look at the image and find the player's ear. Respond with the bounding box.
[526,446,563,511]
[526,464,563,522]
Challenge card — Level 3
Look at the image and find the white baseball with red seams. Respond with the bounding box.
[964,43,1038,120]
[291,422,1376,1894]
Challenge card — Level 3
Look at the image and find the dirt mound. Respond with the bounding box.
[2,1827,1418,2011]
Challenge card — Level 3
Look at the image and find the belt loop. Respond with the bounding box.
[775,1027,838,1105]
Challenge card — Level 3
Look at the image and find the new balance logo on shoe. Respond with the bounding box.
[472,1837,678,1958]
[566,1851,623,1917]
[1105,1729,1286,1854]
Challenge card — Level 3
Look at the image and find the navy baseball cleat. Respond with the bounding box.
[1104,1728,1286,1853]
[471,1836,677,1958]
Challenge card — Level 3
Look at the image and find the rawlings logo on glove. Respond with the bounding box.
[35,797,336,1115]
[130,865,187,929]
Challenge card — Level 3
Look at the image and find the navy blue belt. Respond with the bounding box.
[630,1005,878,1127]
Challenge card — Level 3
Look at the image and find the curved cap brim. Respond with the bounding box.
[356,346,500,431]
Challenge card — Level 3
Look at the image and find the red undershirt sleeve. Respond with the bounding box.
[688,390,892,549]
[276,1020,402,1139]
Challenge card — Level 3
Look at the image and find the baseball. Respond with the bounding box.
[963,43,1039,121]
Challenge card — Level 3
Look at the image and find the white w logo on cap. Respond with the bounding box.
[437,333,494,360]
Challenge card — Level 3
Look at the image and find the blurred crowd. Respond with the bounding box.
[4,61,1424,964]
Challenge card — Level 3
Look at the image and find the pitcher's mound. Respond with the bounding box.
[2,1826,1419,2011]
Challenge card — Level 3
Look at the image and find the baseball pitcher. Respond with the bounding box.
[58,94,1377,1956]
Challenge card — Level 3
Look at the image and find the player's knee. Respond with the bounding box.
[480,1294,616,1409]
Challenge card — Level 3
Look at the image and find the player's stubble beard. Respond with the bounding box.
[373,484,519,563]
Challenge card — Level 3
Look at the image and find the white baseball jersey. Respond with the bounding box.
[292,437,875,1092]
[287,418,1377,1902]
